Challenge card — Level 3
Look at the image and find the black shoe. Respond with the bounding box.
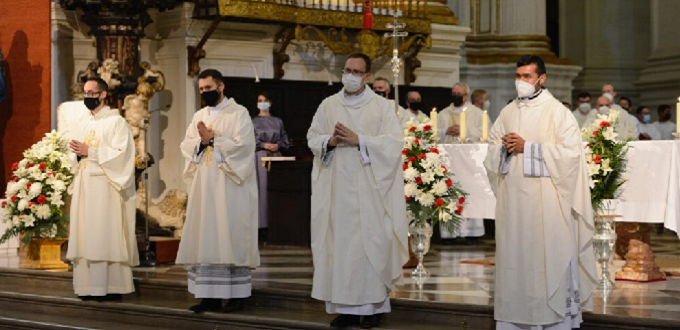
[360,314,383,329]
[464,237,479,245]
[222,298,244,313]
[330,314,360,329]
[92,294,122,302]
[78,295,94,301]
[189,298,222,313]
[441,238,457,245]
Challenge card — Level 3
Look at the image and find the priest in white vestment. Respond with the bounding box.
[484,55,597,330]
[66,77,138,302]
[571,92,595,128]
[177,69,259,314]
[437,82,485,243]
[403,91,429,126]
[308,54,409,330]
[653,104,677,140]
[634,106,661,140]
[585,96,638,141]
[372,77,409,128]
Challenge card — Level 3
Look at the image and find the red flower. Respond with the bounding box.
[28,202,36,208]
[27,182,32,190]
[402,149,409,155]
[442,165,448,174]
[455,205,464,214]
[47,172,54,177]
[1,201,6,208]
[417,154,426,160]
[592,155,602,164]
[11,195,17,203]
[408,127,416,132]
[445,179,453,187]
[406,196,412,201]
[416,177,423,185]
[434,198,444,207]
[39,162,47,171]
[458,197,466,204]
[429,147,439,154]
[600,121,610,128]
[403,163,408,170]
[592,130,599,136]
[13,177,19,182]
[27,162,34,168]
[423,125,432,132]
[11,162,18,171]
[37,195,47,205]
[414,138,420,145]
[408,156,416,163]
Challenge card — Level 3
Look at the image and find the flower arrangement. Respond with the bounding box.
[582,109,629,213]
[402,118,467,232]
[1,131,74,246]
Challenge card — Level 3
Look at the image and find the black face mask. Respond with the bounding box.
[452,94,464,107]
[201,89,221,107]
[375,91,387,98]
[409,101,422,111]
[84,97,101,111]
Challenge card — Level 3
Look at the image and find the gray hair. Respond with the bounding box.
[453,82,471,94]
[406,91,421,100]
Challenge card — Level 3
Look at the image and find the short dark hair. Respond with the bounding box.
[471,89,487,105]
[577,92,591,100]
[86,77,109,92]
[516,55,546,76]
[620,96,632,106]
[636,106,648,115]
[658,104,671,113]
[258,91,271,102]
[198,69,224,85]
[374,77,390,85]
[347,53,372,73]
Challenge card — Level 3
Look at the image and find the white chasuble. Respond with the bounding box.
[484,90,597,327]
[176,97,259,269]
[307,87,409,307]
[66,107,138,295]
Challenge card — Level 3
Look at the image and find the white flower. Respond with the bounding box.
[12,215,21,226]
[601,159,613,175]
[50,179,66,192]
[416,191,435,207]
[23,214,36,227]
[425,153,441,167]
[609,109,620,123]
[19,159,29,168]
[50,191,65,207]
[36,204,52,220]
[404,183,418,198]
[602,126,618,142]
[589,178,599,189]
[6,182,21,196]
[17,199,29,211]
[403,168,419,181]
[434,165,445,176]
[421,171,435,184]
[440,211,453,223]
[416,124,426,132]
[29,182,42,199]
[588,162,601,177]
[5,219,13,229]
[432,180,448,195]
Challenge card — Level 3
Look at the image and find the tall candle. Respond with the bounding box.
[676,97,680,134]
[430,107,437,135]
[459,108,467,142]
[482,110,489,142]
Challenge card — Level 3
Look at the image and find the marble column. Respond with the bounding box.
[460,0,581,121]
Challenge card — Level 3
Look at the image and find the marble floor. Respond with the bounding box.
[2,231,680,323]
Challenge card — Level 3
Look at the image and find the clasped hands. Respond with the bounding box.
[69,140,89,157]
[197,121,215,145]
[328,122,359,147]
[263,143,279,152]
[502,133,525,153]
[446,124,460,136]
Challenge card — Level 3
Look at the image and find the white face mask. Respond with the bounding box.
[257,102,271,111]
[598,106,609,115]
[603,93,614,102]
[515,77,541,98]
[642,114,651,123]
[342,74,364,93]
[483,100,491,110]
[578,103,591,113]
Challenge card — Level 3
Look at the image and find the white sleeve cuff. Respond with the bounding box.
[358,135,370,165]
[523,142,550,177]
[321,136,334,166]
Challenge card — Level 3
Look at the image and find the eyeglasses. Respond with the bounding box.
[83,91,101,98]
[343,68,366,77]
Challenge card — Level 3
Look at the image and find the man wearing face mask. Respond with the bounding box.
[653,104,677,140]
[471,89,491,112]
[484,55,597,330]
[584,96,638,141]
[602,83,639,121]
[372,77,408,128]
[307,53,408,329]
[635,106,661,141]
[67,77,138,302]
[571,92,595,128]
[404,91,428,126]
[177,69,259,314]
[619,96,632,114]
[437,82,484,144]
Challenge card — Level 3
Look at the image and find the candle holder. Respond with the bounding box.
[673,132,680,140]
[479,137,488,144]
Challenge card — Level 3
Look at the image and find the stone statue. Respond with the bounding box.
[135,188,188,237]
[97,58,122,91]
[123,81,154,169]
[70,60,99,100]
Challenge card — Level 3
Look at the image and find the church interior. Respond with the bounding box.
[1,0,680,329]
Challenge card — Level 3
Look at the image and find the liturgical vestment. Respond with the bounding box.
[484,90,597,328]
[66,106,139,296]
[177,97,259,299]
[307,87,409,314]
